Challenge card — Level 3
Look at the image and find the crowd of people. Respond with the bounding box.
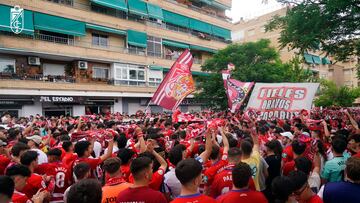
[0,107,359,203]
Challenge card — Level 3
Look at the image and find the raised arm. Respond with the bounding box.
[135,127,146,153]
[100,135,114,161]
[220,127,229,155]
[322,120,330,139]
[198,129,213,163]
[251,127,259,152]
[345,110,359,131]
[147,140,167,171]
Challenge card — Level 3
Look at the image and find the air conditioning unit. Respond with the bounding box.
[28,57,40,65]
[78,61,88,70]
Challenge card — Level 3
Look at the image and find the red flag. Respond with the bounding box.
[151,49,195,111]
[222,70,254,113]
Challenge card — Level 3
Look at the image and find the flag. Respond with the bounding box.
[222,70,254,113]
[151,49,195,111]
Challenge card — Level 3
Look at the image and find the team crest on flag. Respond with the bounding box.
[10,5,24,34]
[222,70,254,113]
[151,49,195,111]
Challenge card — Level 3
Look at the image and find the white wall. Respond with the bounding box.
[73,105,85,116]
[22,101,42,117]
[128,103,145,115]
[113,98,123,114]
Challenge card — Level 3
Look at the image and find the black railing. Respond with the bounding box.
[0,73,76,83]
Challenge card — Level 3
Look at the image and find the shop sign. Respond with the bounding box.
[0,99,33,105]
[40,96,79,103]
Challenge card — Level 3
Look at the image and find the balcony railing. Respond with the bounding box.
[0,73,76,83]
[41,0,231,44]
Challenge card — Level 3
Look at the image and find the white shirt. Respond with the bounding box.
[308,171,321,192]
[93,141,102,158]
[30,148,48,164]
[164,168,181,198]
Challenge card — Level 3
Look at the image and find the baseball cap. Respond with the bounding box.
[0,140,7,146]
[302,132,310,137]
[26,135,42,145]
[280,132,294,140]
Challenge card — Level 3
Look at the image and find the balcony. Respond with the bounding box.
[0,73,76,83]
[0,32,204,66]
[40,0,231,44]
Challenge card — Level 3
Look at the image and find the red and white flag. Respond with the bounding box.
[151,49,195,111]
[222,70,254,113]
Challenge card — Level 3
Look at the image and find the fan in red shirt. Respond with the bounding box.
[116,156,167,203]
[216,162,268,203]
[283,140,306,176]
[280,132,294,164]
[35,148,71,202]
[171,159,216,203]
[289,171,323,203]
[20,151,53,200]
[61,140,77,167]
[0,153,11,175]
[6,164,48,203]
[73,136,114,179]
[209,148,256,198]
[128,139,168,191]
[116,148,135,182]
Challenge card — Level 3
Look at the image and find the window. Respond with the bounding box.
[232,30,245,41]
[93,67,109,79]
[0,58,15,74]
[147,36,162,57]
[148,78,162,87]
[92,33,108,47]
[247,28,255,36]
[128,45,146,56]
[113,63,146,86]
[343,69,352,75]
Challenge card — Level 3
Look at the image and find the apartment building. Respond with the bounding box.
[0,0,232,117]
[232,7,358,89]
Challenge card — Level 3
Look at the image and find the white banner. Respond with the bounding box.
[246,83,319,120]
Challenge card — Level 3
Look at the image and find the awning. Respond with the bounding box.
[322,57,331,64]
[212,25,231,40]
[163,10,189,28]
[192,71,209,76]
[149,65,166,71]
[199,0,213,5]
[90,0,128,12]
[189,19,212,34]
[0,5,34,35]
[211,1,231,10]
[127,30,147,48]
[163,39,189,49]
[128,0,148,17]
[190,45,217,53]
[34,12,86,36]
[312,55,322,64]
[86,23,126,35]
[303,54,314,64]
[147,3,163,20]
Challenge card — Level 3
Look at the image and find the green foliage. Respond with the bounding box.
[266,0,360,61]
[195,39,314,109]
[314,80,360,107]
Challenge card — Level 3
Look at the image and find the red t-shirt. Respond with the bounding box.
[11,190,32,203]
[121,163,131,182]
[307,194,323,203]
[354,151,360,158]
[62,152,77,167]
[171,193,217,203]
[73,157,102,178]
[0,154,11,175]
[21,173,46,199]
[36,161,72,201]
[282,145,294,163]
[216,189,268,203]
[116,186,167,203]
[128,168,165,190]
[282,160,296,176]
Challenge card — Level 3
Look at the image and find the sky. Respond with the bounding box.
[228,0,284,22]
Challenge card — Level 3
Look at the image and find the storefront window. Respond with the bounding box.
[0,58,16,74]
[93,67,109,79]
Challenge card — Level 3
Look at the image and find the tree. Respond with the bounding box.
[314,80,360,107]
[195,39,314,109]
[266,0,360,66]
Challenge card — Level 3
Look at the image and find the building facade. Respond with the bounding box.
[232,7,359,89]
[0,0,232,117]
